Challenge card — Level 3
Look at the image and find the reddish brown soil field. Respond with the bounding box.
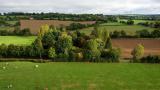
[20,20,96,34]
[112,39,160,58]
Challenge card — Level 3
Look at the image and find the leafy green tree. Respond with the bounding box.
[84,39,101,61]
[127,20,134,25]
[101,48,121,62]
[0,44,8,57]
[33,37,44,59]
[56,35,73,55]
[105,37,112,49]
[42,32,56,49]
[102,29,109,42]
[85,39,98,50]
[38,24,49,37]
[131,44,144,62]
[120,30,127,37]
[48,47,57,60]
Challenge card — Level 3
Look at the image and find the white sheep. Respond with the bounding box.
[7,84,13,88]
[6,62,9,65]
[2,67,6,70]
[35,65,39,68]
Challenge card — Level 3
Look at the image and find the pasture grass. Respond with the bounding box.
[0,62,160,90]
[79,22,155,35]
[0,36,36,45]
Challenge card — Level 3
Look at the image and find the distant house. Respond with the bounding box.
[20,20,96,35]
[29,17,34,20]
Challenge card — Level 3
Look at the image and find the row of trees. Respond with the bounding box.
[138,22,160,28]
[109,29,160,38]
[0,25,121,62]
[119,20,134,25]
[1,12,118,22]
[66,23,94,30]
[0,28,32,36]
[136,29,160,38]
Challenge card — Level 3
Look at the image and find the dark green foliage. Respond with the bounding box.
[56,35,73,54]
[101,48,121,62]
[0,44,8,57]
[105,37,112,49]
[83,49,101,62]
[66,23,89,30]
[127,20,134,25]
[48,47,57,60]
[32,37,44,58]
[141,55,160,63]
[0,28,32,36]
[138,22,160,28]
[136,29,160,38]
[111,31,121,38]
[136,29,151,38]
[42,32,56,49]
[151,29,160,38]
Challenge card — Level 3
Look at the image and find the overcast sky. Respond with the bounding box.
[0,0,160,14]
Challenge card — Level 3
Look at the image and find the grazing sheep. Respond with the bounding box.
[35,65,39,68]
[7,84,13,88]
[2,67,6,70]
[6,63,9,65]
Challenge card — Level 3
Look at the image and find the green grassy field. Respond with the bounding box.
[119,19,157,24]
[79,23,154,35]
[0,62,160,90]
[0,36,36,45]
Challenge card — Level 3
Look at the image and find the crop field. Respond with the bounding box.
[20,20,96,34]
[0,62,160,90]
[0,36,36,45]
[112,39,160,58]
[79,23,154,35]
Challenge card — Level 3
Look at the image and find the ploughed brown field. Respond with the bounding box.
[112,39,160,58]
[20,20,96,34]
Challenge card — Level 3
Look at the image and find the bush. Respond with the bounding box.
[136,29,151,38]
[83,49,101,62]
[101,48,121,62]
[131,44,144,62]
[127,20,134,25]
[66,23,88,30]
[48,47,57,60]
[141,55,160,63]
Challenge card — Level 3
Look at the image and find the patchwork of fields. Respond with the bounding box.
[0,62,160,90]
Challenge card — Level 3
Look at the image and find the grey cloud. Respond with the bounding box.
[0,0,159,14]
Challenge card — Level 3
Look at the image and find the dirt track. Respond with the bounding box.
[112,39,160,58]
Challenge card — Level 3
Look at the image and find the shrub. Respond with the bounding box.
[141,55,160,63]
[131,44,144,62]
[48,47,57,60]
[101,48,121,62]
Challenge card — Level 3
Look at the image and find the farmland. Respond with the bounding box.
[0,36,36,45]
[79,22,155,35]
[112,39,160,58]
[20,20,96,34]
[0,62,160,90]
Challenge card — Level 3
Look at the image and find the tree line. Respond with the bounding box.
[0,25,121,62]
[0,27,32,36]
